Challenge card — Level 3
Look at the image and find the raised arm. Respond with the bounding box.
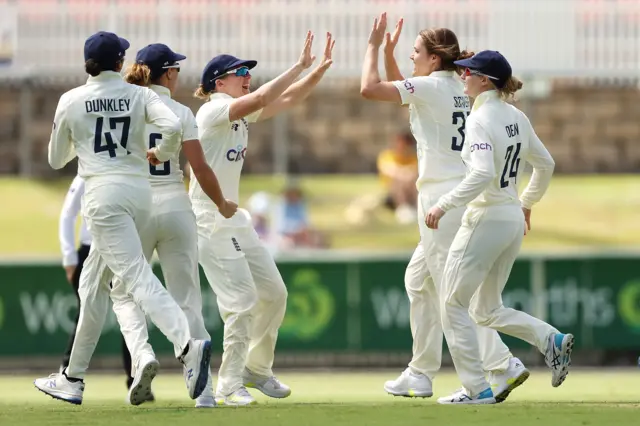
[48,93,76,169]
[383,18,405,81]
[360,13,403,103]
[228,31,316,122]
[144,89,181,162]
[257,33,335,122]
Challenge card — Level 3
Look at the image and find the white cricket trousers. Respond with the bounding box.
[66,176,192,379]
[110,186,211,371]
[441,204,559,395]
[193,204,288,397]
[405,179,512,380]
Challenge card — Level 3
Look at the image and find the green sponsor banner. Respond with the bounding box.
[2,255,640,357]
[358,259,532,351]
[0,262,349,356]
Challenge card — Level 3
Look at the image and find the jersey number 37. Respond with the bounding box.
[451,111,470,152]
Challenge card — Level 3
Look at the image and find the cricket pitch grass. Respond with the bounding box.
[2,369,639,425]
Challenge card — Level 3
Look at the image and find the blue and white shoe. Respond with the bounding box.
[545,332,574,387]
[179,339,213,400]
[34,372,84,405]
[437,387,496,405]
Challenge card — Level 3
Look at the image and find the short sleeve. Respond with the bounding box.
[182,107,199,142]
[199,100,231,129]
[391,77,439,106]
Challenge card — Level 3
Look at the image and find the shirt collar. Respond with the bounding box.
[430,70,455,78]
[209,92,233,101]
[86,71,122,84]
[472,90,499,112]
[150,84,171,98]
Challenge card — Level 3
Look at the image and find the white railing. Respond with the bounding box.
[0,0,639,81]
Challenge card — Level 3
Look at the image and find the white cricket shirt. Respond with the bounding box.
[59,175,92,266]
[392,71,469,188]
[146,84,199,188]
[48,71,182,178]
[189,92,262,222]
[436,90,555,211]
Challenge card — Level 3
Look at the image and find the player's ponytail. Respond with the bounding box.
[194,84,213,101]
[124,63,151,87]
[84,59,103,77]
[455,49,475,75]
[498,76,524,101]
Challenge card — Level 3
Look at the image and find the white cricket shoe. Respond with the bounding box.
[383,368,433,398]
[437,387,496,405]
[179,339,213,399]
[243,368,291,399]
[215,386,257,406]
[195,373,215,408]
[545,332,575,387]
[490,357,530,403]
[34,373,84,405]
[127,355,159,406]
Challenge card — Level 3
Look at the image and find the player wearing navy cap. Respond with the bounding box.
[425,50,574,404]
[190,31,335,406]
[34,31,213,406]
[361,13,527,403]
[119,43,237,407]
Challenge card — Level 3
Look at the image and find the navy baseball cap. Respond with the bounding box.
[136,43,186,79]
[201,54,257,92]
[84,31,130,68]
[454,50,512,89]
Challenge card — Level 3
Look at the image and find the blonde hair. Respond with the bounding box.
[124,63,151,87]
[418,28,474,74]
[194,84,212,101]
[497,76,524,101]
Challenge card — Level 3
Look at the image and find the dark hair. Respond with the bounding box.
[418,28,474,74]
[498,76,524,101]
[84,58,123,77]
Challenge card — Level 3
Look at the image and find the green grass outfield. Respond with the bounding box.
[2,370,639,425]
[1,174,639,257]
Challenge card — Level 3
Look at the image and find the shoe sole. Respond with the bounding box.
[438,397,496,405]
[215,398,258,407]
[494,369,530,403]
[34,383,82,405]
[128,360,159,406]
[192,341,212,400]
[383,384,432,398]
[552,333,575,388]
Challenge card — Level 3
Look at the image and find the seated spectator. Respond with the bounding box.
[274,182,328,250]
[377,131,418,224]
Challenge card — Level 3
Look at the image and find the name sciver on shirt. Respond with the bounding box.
[85,98,131,113]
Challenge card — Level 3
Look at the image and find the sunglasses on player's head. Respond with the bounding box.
[225,66,250,77]
[463,67,499,81]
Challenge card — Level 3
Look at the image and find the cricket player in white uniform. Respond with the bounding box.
[190,31,335,406]
[34,31,212,406]
[117,43,238,408]
[58,175,134,391]
[361,13,528,402]
[425,50,574,404]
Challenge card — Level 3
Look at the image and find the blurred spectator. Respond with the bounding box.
[376,131,418,224]
[273,182,329,250]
